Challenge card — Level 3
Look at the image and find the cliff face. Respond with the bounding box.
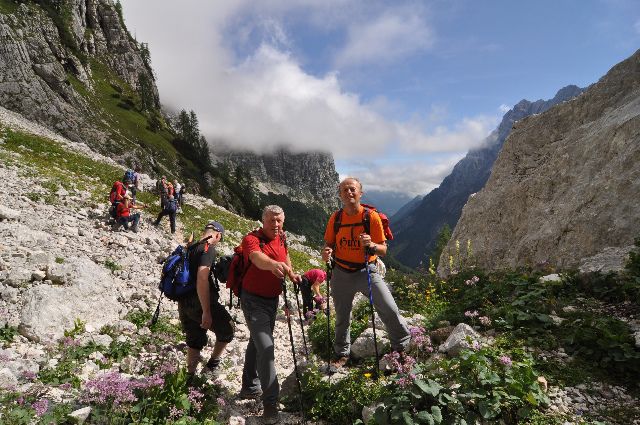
[391,85,584,268]
[439,50,640,275]
[218,148,340,210]
[0,0,157,147]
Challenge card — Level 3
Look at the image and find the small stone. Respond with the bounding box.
[68,406,91,424]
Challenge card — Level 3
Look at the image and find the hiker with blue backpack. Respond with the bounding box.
[322,177,410,372]
[177,221,234,378]
[153,194,178,234]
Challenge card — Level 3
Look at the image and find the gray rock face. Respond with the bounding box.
[392,85,584,268]
[19,257,123,342]
[440,49,640,275]
[215,148,340,209]
[438,323,480,356]
[0,1,157,147]
[351,327,389,359]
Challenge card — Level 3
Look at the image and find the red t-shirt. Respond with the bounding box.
[116,202,130,218]
[303,269,326,284]
[241,230,288,298]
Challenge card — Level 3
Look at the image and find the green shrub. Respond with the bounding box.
[296,365,390,424]
[373,347,549,424]
[0,324,18,344]
[307,312,335,360]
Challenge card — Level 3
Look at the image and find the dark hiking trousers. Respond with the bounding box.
[240,291,279,406]
[299,277,314,316]
[154,210,176,233]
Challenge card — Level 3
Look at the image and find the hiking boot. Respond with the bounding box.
[202,358,220,379]
[328,355,349,374]
[238,387,263,399]
[112,222,122,231]
[131,223,139,233]
[262,403,279,424]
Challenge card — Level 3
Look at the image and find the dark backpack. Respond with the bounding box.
[166,199,177,213]
[158,236,212,301]
[213,255,234,283]
[224,230,287,298]
[333,203,394,241]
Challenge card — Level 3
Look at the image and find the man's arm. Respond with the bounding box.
[196,266,212,329]
[248,250,291,279]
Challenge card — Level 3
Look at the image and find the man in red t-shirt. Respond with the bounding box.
[238,205,301,424]
[114,195,143,232]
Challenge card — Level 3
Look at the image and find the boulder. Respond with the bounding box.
[0,205,20,221]
[351,328,389,359]
[438,323,480,356]
[19,256,123,343]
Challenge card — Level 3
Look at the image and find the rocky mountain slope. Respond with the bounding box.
[439,49,640,275]
[391,85,585,268]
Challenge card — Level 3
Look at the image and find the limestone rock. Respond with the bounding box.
[0,205,20,221]
[440,49,640,275]
[438,323,480,356]
[68,406,91,424]
[351,327,389,359]
[19,256,123,342]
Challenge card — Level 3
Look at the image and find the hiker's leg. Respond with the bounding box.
[154,210,164,225]
[186,347,201,374]
[209,301,234,362]
[331,268,358,357]
[367,264,410,352]
[169,211,176,233]
[241,292,279,405]
[300,277,313,315]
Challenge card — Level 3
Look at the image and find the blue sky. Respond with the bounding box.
[121,0,639,196]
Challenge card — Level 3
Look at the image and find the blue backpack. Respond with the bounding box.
[124,169,135,183]
[158,236,212,301]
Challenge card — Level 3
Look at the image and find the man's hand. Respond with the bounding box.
[322,247,333,262]
[200,311,212,330]
[289,272,302,284]
[268,261,290,279]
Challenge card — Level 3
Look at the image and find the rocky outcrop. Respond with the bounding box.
[0,1,157,146]
[439,49,640,275]
[392,85,584,268]
[216,148,340,209]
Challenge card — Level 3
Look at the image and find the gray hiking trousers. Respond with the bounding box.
[240,291,279,405]
[331,263,410,357]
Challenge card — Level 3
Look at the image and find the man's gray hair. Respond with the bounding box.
[339,177,363,191]
[262,205,284,218]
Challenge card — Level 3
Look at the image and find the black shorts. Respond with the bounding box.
[178,291,234,350]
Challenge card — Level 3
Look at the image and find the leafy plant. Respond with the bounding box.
[307,311,335,360]
[0,324,18,344]
[296,365,390,424]
[104,258,122,273]
[63,318,86,338]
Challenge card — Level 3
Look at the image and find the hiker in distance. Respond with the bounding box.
[299,268,327,317]
[178,221,234,378]
[322,177,410,369]
[153,194,178,234]
[114,194,144,232]
[239,205,301,425]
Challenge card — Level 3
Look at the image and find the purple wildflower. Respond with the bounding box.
[169,406,183,419]
[471,340,481,350]
[479,316,491,326]
[217,397,226,407]
[81,371,139,408]
[188,387,204,412]
[499,355,512,367]
[32,398,49,416]
[464,310,479,318]
[22,370,37,381]
[17,396,25,405]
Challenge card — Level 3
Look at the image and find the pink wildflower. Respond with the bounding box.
[188,387,204,412]
[169,406,183,419]
[499,355,512,367]
[32,398,49,416]
[479,316,491,326]
[22,370,37,380]
[217,397,226,407]
[464,310,479,318]
[471,340,481,350]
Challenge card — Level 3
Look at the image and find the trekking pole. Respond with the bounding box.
[282,278,306,423]
[364,249,380,379]
[292,281,309,358]
[325,259,333,374]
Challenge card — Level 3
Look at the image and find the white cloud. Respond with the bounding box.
[341,154,466,196]
[334,8,434,68]
[120,1,498,197]
[396,114,500,153]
